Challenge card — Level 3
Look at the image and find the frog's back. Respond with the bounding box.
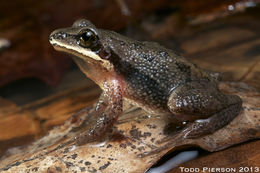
[101,31,217,112]
[106,36,214,90]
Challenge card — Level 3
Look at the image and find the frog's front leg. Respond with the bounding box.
[167,81,242,138]
[75,80,123,145]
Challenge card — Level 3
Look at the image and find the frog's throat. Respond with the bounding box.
[50,39,113,71]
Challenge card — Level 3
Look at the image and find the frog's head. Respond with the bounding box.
[49,19,117,85]
[49,19,113,68]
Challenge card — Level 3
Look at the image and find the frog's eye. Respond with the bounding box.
[79,29,98,49]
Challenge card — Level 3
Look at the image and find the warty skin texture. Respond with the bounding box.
[49,19,242,144]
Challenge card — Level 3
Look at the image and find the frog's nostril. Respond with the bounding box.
[49,34,54,42]
[50,31,68,41]
[49,31,56,40]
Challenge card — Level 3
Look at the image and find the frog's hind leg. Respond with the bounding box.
[182,100,241,138]
[167,82,242,139]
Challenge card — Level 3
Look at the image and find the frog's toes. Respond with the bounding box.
[182,118,219,139]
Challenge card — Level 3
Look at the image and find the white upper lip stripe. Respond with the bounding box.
[50,39,102,61]
[50,39,114,71]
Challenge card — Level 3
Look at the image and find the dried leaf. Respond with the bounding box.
[0,82,259,172]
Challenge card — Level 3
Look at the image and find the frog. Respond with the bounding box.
[49,19,242,145]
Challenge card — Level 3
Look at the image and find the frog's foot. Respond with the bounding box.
[163,122,186,136]
[75,112,114,145]
[75,82,123,145]
[156,121,186,144]
[167,82,242,139]
[138,134,185,158]
[183,102,241,138]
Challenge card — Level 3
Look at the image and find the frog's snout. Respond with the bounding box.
[49,30,57,43]
[49,30,68,44]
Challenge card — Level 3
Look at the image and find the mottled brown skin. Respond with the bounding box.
[49,19,242,145]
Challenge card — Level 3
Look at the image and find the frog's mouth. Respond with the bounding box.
[49,33,113,71]
[49,36,100,61]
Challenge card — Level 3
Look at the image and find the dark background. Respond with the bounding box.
[0,0,259,170]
